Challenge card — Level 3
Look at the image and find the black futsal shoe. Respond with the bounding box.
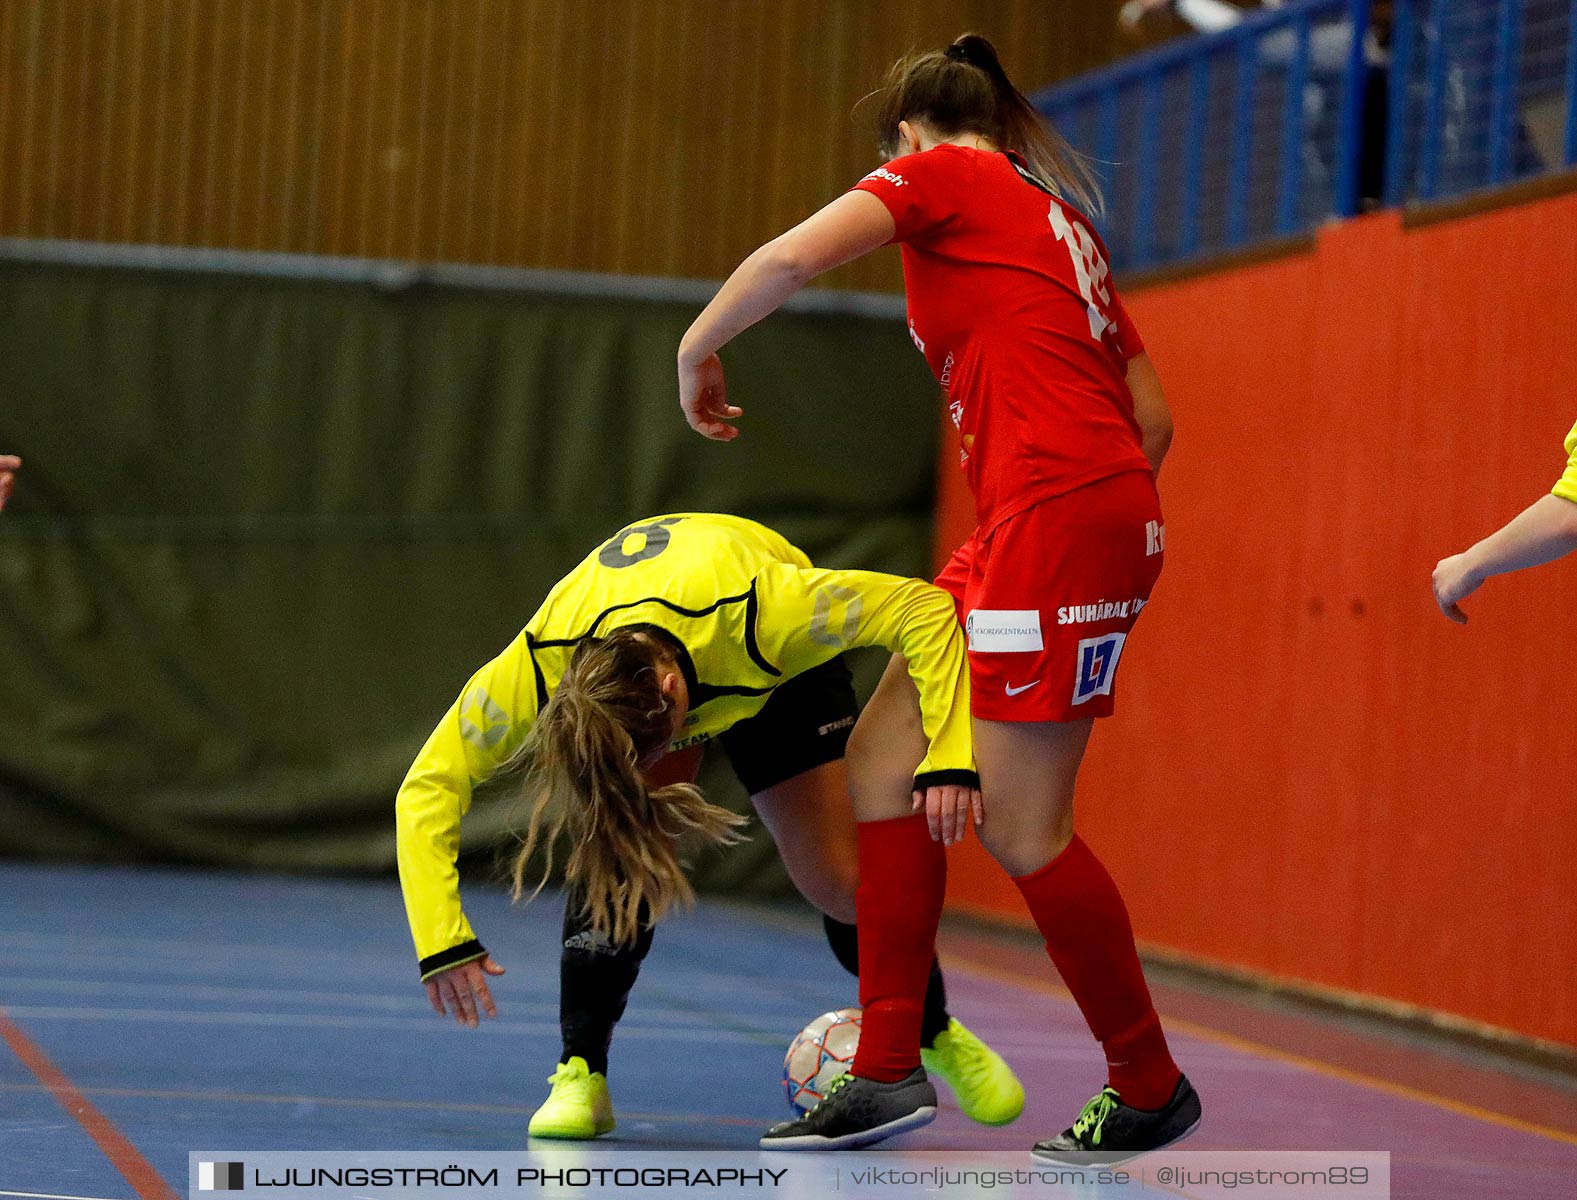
[760,1069,938,1150]
[1031,1075,1202,1164]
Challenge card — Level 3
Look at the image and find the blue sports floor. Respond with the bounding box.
[0,863,1573,1199]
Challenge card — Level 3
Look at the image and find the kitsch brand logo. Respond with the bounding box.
[864,166,908,187]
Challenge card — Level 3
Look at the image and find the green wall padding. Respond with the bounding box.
[0,259,939,898]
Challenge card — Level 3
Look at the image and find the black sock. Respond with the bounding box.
[822,914,951,1049]
[559,892,654,1077]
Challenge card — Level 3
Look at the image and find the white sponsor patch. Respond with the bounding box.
[1073,632,1128,704]
[966,609,1044,653]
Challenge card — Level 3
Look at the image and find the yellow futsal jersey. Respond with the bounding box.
[1554,420,1577,504]
[396,512,974,977]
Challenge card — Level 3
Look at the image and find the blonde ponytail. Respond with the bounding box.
[509,630,746,945]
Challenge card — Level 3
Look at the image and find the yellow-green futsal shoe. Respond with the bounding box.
[527,1056,616,1139]
[920,1018,1026,1126]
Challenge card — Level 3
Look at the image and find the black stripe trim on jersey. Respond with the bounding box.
[742,585,782,678]
[525,585,781,711]
[418,938,488,981]
[688,680,779,706]
[525,633,549,711]
[635,625,777,708]
[528,588,758,647]
[912,768,981,792]
[1004,150,1055,197]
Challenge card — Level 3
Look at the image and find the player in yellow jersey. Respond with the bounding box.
[396,512,1025,1142]
[1433,420,1577,621]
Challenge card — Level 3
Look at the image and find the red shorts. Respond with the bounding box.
[936,470,1164,722]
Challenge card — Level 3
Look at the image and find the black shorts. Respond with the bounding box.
[718,656,858,795]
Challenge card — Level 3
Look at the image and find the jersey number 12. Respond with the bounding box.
[1048,203,1113,343]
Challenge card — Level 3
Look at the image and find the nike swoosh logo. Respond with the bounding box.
[1005,680,1040,696]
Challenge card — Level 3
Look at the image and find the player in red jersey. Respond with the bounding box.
[679,35,1197,1157]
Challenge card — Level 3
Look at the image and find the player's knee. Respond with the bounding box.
[845,727,912,822]
[792,851,858,924]
[977,809,1075,878]
[844,714,878,783]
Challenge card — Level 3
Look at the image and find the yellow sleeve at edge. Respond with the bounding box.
[395,634,536,977]
[754,564,975,782]
[1553,421,1577,503]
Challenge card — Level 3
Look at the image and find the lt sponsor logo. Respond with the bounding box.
[966,609,1043,652]
[1056,598,1147,625]
[1073,632,1128,705]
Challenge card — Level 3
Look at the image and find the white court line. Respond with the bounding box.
[0,980,812,1028]
[0,1004,781,1045]
[0,1191,130,1200]
[0,936,805,996]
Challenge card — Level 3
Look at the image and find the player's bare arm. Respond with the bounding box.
[1432,493,1577,623]
[678,191,895,440]
[1125,354,1173,475]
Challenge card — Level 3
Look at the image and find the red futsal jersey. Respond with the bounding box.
[853,145,1152,534]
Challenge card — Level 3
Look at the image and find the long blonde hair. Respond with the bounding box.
[509,628,746,945]
[871,33,1104,218]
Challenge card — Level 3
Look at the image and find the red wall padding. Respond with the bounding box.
[936,201,1577,1047]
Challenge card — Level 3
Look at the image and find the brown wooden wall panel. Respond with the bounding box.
[0,0,1129,288]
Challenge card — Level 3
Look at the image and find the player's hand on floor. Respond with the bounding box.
[678,353,741,440]
[914,783,984,846]
[1431,553,1481,624]
[425,954,505,1027]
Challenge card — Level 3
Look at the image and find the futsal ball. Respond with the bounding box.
[782,1007,862,1115]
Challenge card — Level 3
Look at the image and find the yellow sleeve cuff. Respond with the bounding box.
[1557,423,1577,502]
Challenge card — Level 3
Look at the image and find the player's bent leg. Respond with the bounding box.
[821,915,1023,1126]
[970,715,1089,876]
[532,887,662,1140]
[531,743,701,1141]
[755,758,976,1067]
[973,716,1197,1157]
[844,654,929,825]
[750,758,859,924]
[759,656,939,1149]
[845,654,945,1086]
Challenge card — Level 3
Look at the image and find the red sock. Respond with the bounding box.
[850,813,946,1083]
[1013,835,1181,1110]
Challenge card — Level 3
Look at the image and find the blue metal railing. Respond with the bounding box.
[1036,0,1577,274]
[1386,0,1575,205]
